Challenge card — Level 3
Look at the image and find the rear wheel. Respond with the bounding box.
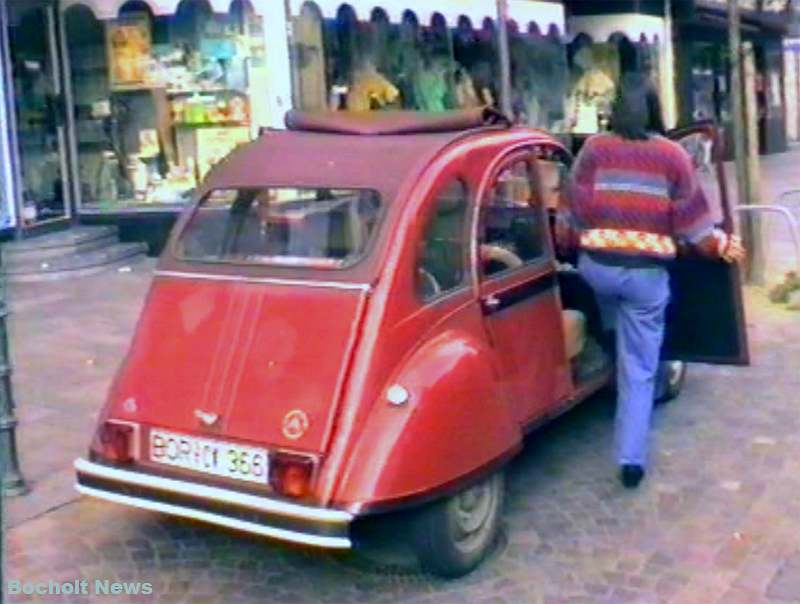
[412,471,504,578]
[655,361,687,404]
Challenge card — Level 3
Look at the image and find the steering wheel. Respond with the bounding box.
[480,244,523,273]
[417,268,442,299]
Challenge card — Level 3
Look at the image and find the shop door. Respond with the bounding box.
[6,0,71,229]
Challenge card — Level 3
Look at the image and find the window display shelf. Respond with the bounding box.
[79,201,187,215]
[166,87,237,96]
[174,121,249,129]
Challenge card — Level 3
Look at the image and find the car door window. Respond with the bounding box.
[675,131,725,225]
[416,178,469,301]
[481,158,548,277]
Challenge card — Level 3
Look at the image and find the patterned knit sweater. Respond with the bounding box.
[568,133,716,262]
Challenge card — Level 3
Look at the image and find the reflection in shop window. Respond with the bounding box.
[65,0,266,211]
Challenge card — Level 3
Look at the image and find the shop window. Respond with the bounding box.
[481,158,547,277]
[413,13,456,112]
[566,34,619,134]
[417,179,469,301]
[509,23,568,131]
[292,2,327,111]
[565,33,661,135]
[689,42,730,124]
[292,7,502,114]
[65,0,265,211]
[454,18,499,110]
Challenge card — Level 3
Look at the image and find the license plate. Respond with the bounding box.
[150,429,269,484]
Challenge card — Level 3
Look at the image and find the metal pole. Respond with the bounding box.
[1,482,4,604]
[496,0,513,117]
[742,40,767,284]
[0,279,27,497]
[728,0,765,284]
[729,0,748,206]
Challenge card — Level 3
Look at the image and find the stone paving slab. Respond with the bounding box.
[5,259,155,526]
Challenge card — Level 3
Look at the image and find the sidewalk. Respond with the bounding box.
[4,258,800,603]
[4,259,155,527]
[728,146,800,280]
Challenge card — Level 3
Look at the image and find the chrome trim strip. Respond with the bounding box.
[76,484,351,549]
[154,270,371,292]
[74,458,353,523]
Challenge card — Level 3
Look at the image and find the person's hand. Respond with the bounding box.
[712,228,746,263]
[722,234,746,263]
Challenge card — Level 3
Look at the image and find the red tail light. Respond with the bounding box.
[90,421,137,464]
[269,454,314,498]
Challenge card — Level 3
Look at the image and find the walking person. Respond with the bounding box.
[566,75,745,488]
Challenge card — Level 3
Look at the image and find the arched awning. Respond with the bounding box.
[290,0,564,35]
[61,0,239,19]
[568,14,667,44]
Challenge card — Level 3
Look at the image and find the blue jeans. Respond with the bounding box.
[578,253,670,468]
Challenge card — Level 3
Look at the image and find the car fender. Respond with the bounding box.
[333,327,521,512]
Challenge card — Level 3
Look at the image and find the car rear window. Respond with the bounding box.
[175,187,382,268]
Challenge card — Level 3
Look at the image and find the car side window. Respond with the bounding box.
[416,178,469,302]
[480,158,548,277]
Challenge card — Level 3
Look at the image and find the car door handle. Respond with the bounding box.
[483,294,501,311]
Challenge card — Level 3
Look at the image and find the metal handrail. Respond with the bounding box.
[733,204,800,274]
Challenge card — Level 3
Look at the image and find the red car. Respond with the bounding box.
[75,110,748,577]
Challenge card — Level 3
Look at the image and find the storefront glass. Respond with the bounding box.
[293,6,465,113]
[7,1,70,226]
[0,3,16,230]
[64,0,266,212]
[689,42,731,124]
[565,34,662,135]
[290,3,568,130]
[509,23,567,131]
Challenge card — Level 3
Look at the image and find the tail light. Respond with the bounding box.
[269,453,315,498]
[90,421,138,464]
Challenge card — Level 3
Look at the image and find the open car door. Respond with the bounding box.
[662,122,750,365]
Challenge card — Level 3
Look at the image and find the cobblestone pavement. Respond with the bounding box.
[3,263,800,604]
[5,147,800,603]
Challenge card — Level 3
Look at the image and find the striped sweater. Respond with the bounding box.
[568,133,716,262]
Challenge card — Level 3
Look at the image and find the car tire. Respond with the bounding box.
[655,361,687,404]
[412,471,504,578]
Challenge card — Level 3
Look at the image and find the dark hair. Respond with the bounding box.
[610,74,666,140]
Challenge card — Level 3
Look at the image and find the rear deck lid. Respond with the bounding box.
[113,275,367,454]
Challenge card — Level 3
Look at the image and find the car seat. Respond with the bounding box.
[562,309,587,360]
[421,192,467,292]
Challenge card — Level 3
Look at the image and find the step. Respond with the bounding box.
[2,232,121,266]
[1,226,120,262]
[2,242,148,283]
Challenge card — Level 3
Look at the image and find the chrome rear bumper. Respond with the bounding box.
[74,458,352,549]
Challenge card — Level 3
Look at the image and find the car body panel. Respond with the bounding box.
[334,310,519,512]
[104,275,368,455]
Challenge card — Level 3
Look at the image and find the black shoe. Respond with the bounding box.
[620,464,645,489]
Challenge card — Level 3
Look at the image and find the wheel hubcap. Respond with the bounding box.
[451,477,500,553]
[666,361,685,388]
